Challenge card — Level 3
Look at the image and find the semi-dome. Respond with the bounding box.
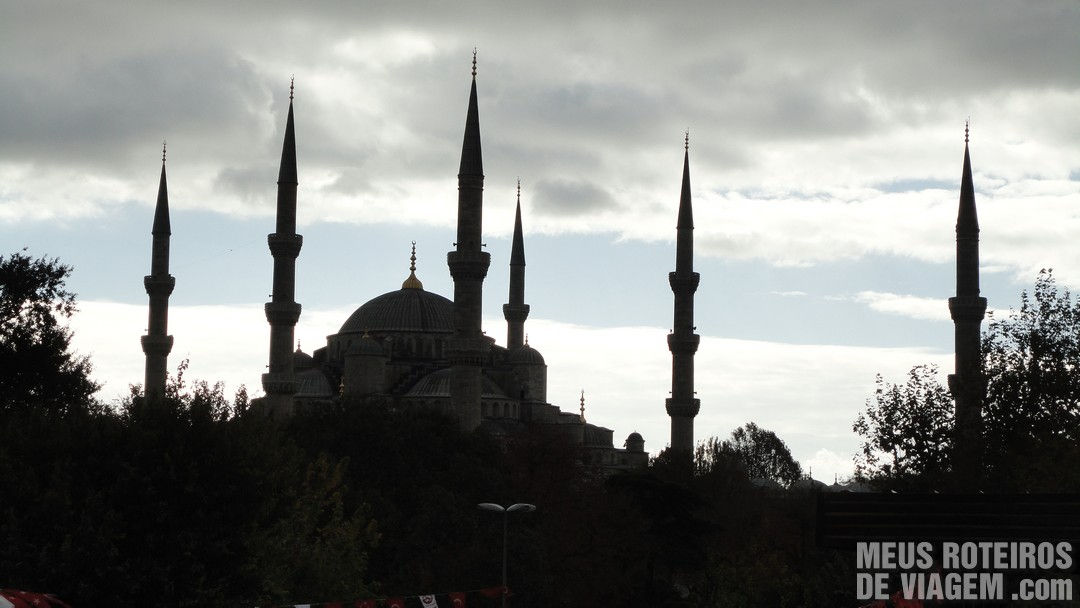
[507,344,545,366]
[405,367,508,399]
[293,347,315,370]
[346,333,385,357]
[296,367,333,398]
[338,288,454,335]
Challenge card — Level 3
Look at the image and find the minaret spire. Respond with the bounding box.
[948,124,987,489]
[262,82,303,415]
[142,144,175,403]
[504,179,530,350]
[402,241,424,289]
[459,52,483,180]
[447,52,491,430]
[667,134,701,454]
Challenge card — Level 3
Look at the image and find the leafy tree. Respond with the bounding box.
[852,365,953,488]
[670,426,849,607]
[0,249,98,416]
[981,270,1080,490]
[697,423,803,488]
[854,271,1080,491]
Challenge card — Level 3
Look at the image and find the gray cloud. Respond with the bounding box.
[1,0,1077,274]
[0,45,267,168]
[213,163,278,208]
[532,179,618,216]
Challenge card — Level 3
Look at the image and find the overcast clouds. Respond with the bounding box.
[4,1,1079,480]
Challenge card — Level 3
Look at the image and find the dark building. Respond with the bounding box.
[141,143,174,404]
[250,59,653,471]
[666,134,701,455]
[140,58,991,481]
[948,124,987,488]
[261,80,304,415]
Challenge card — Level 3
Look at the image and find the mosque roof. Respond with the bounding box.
[338,287,454,335]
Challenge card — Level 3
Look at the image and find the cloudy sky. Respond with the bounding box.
[3,1,1078,481]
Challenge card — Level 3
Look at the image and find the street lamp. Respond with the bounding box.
[478,502,536,607]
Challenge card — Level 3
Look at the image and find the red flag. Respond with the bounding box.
[1,590,71,608]
[387,598,406,608]
[448,592,466,608]
[0,589,29,608]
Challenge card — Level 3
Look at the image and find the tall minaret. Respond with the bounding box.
[666,133,701,454]
[141,142,175,403]
[261,80,303,414]
[503,179,530,351]
[948,123,987,488]
[447,51,491,430]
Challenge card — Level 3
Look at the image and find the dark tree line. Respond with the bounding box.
[2,251,848,607]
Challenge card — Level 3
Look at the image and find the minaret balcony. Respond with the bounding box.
[446,334,490,366]
[502,303,530,322]
[261,372,298,395]
[447,250,491,280]
[264,301,302,325]
[447,334,490,353]
[140,334,174,356]
[665,397,701,418]
[143,274,176,296]
[948,296,987,322]
[667,332,700,354]
[668,271,700,293]
[268,233,303,258]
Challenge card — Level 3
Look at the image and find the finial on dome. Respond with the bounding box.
[525,333,529,346]
[964,118,969,144]
[296,339,301,351]
[516,177,521,204]
[161,140,167,164]
[290,75,295,101]
[471,48,477,78]
[579,390,586,422]
[684,130,689,151]
[402,241,424,289]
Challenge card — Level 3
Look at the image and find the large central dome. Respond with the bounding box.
[338,287,454,334]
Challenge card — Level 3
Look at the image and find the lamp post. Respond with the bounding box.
[478,502,536,607]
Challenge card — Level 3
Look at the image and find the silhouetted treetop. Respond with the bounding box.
[0,249,97,416]
[855,271,1080,492]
